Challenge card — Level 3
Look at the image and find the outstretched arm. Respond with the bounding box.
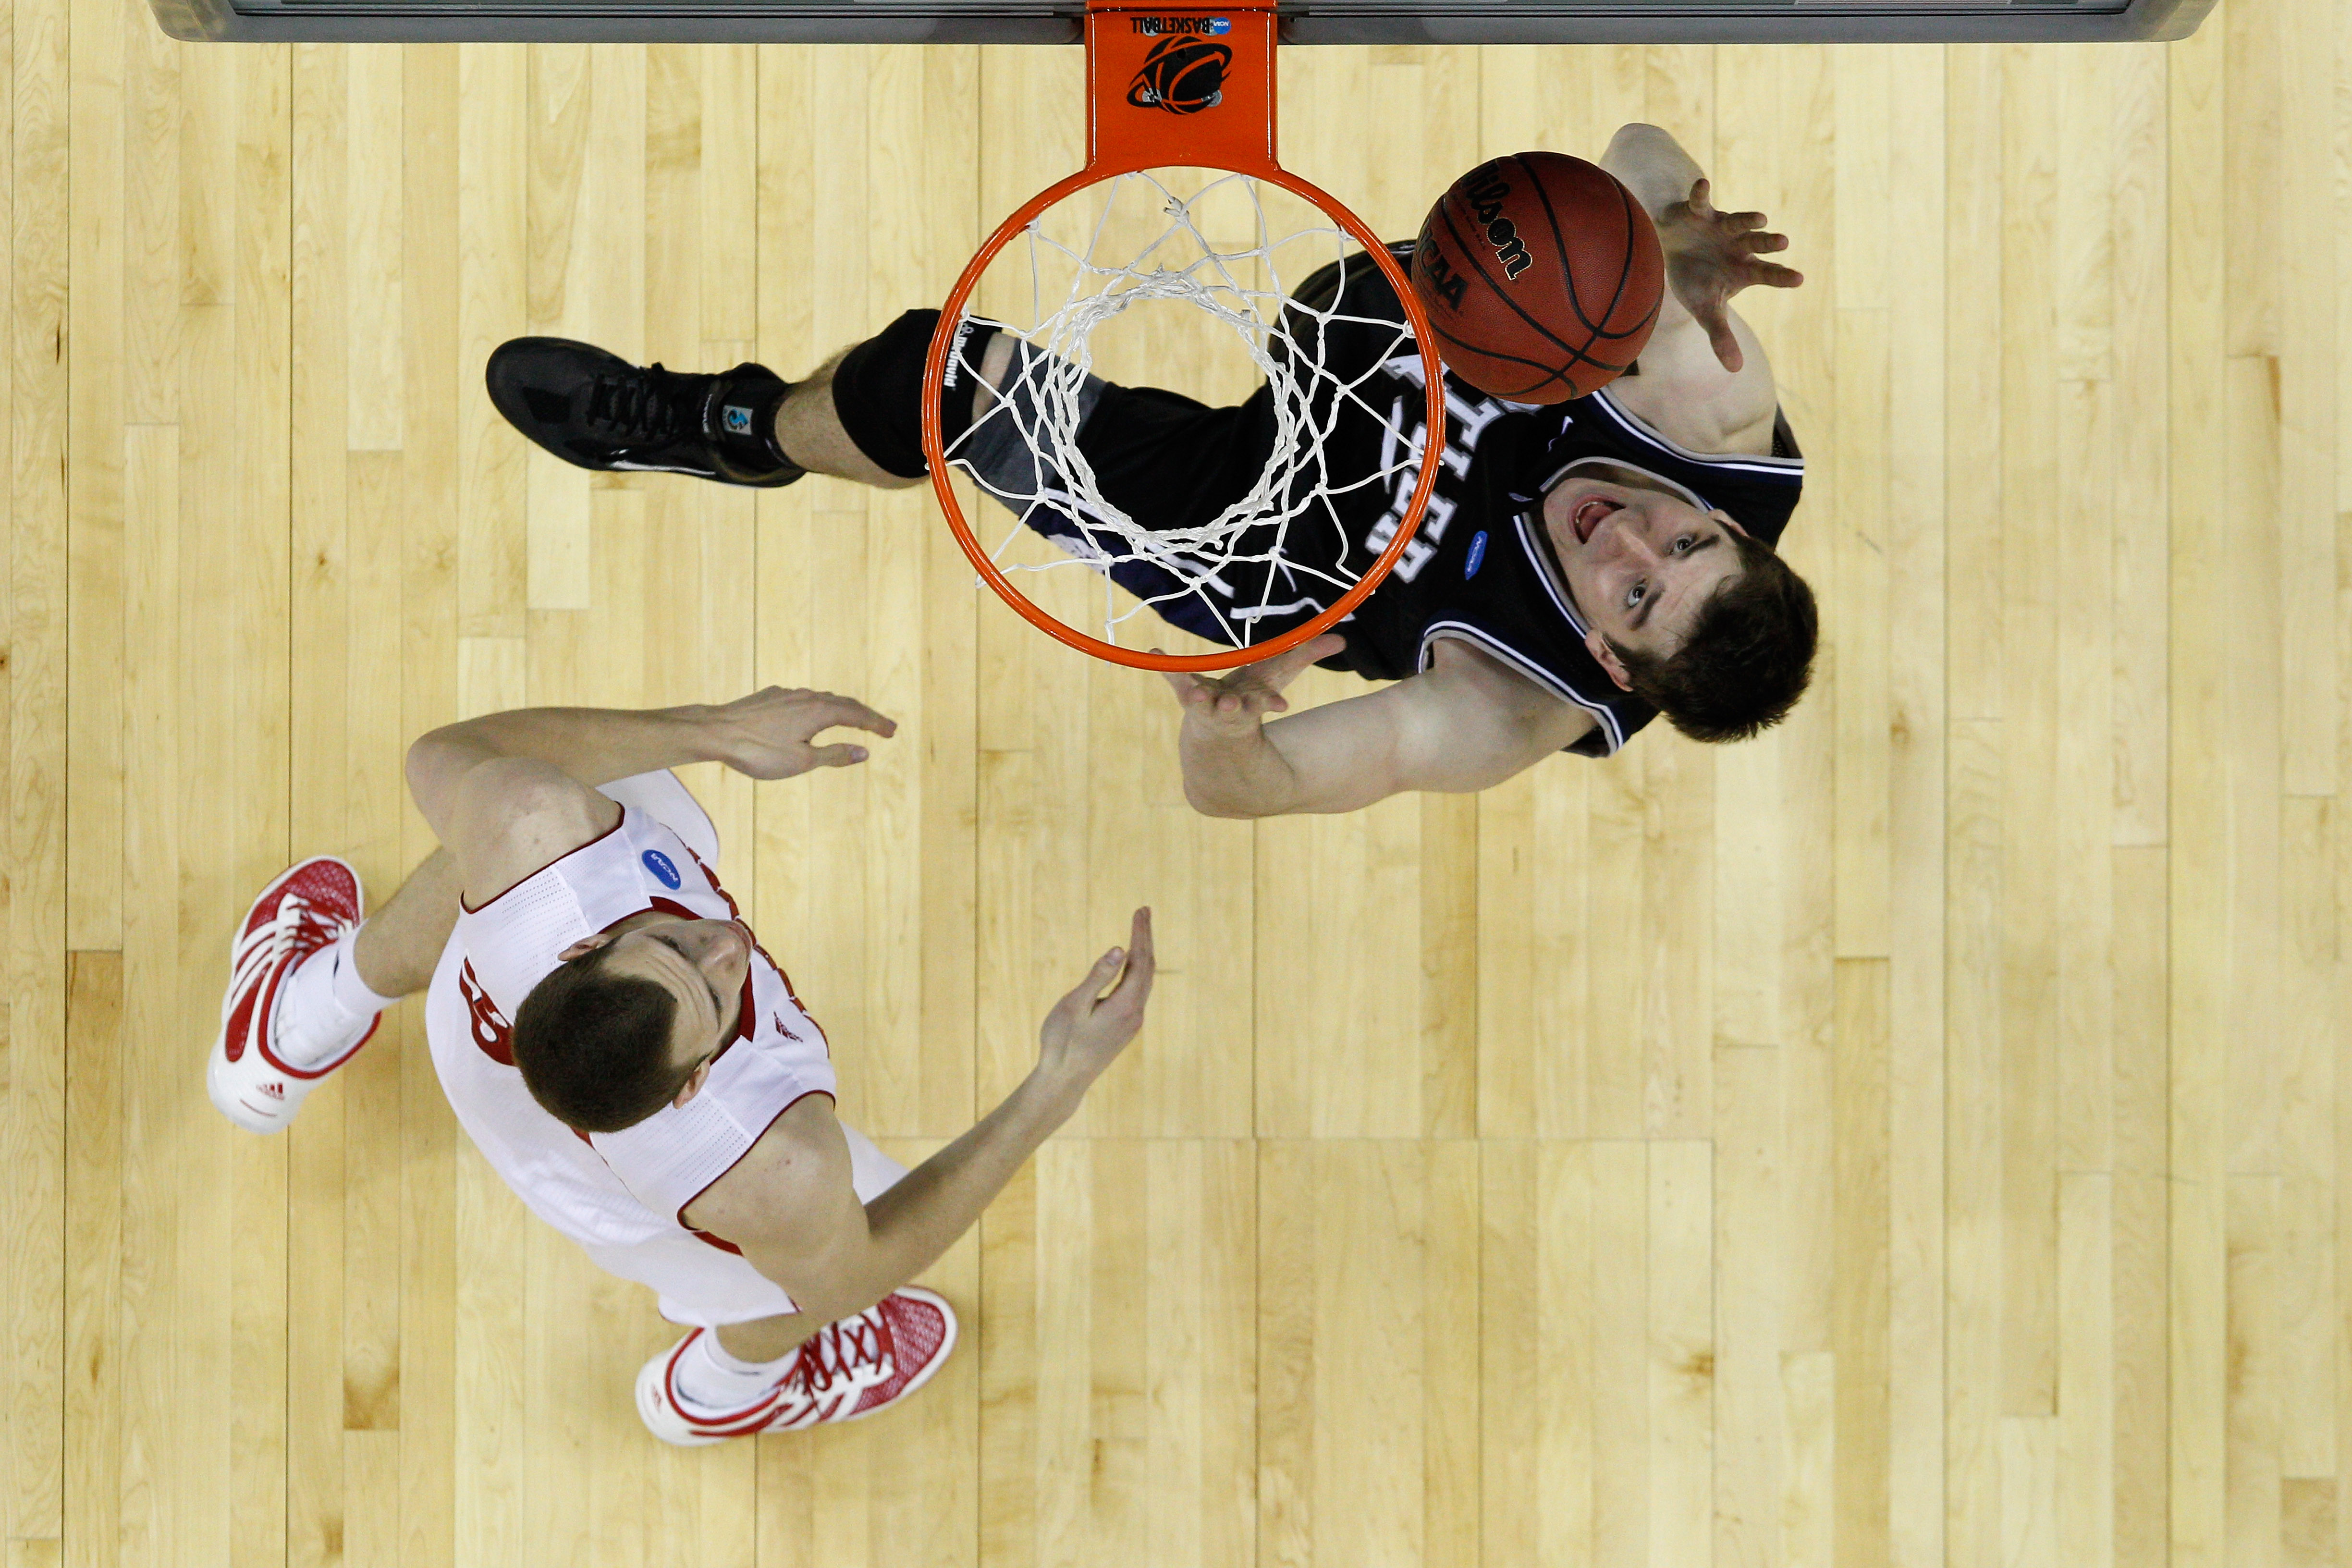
[1161,635,1595,818]
[1599,123,1804,457]
[686,909,1157,1332]
[404,688,896,905]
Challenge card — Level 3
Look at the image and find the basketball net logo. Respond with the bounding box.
[1127,35,1232,114]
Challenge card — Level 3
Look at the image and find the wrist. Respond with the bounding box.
[1180,707,1267,751]
[667,703,734,767]
[1179,713,1294,813]
[1017,1063,1090,1125]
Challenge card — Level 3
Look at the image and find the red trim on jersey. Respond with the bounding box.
[676,844,832,1062]
[675,1087,838,1254]
[641,895,756,1055]
[459,810,628,913]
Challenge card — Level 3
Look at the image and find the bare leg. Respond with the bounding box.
[349,848,465,999]
[715,1311,821,1362]
[772,350,925,491]
[773,329,1030,493]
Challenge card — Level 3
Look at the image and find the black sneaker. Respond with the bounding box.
[485,338,805,489]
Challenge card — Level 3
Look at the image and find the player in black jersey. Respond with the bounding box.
[487,122,1813,818]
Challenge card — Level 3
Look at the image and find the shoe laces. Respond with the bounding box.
[230,893,347,997]
[585,367,693,445]
[782,1308,897,1416]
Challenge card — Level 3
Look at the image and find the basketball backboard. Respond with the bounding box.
[149,0,2213,47]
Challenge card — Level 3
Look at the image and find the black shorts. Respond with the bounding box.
[960,342,1370,648]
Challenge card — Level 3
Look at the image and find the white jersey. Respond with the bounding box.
[423,772,861,1325]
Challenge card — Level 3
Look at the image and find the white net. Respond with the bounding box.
[940,168,1436,655]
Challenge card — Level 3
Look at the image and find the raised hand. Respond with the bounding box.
[1034,908,1157,1094]
[1157,633,1345,736]
[1655,178,1804,373]
[699,686,897,780]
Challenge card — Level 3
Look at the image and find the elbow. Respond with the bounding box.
[402,732,444,807]
[1184,785,1265,821]
[406,721,501,822]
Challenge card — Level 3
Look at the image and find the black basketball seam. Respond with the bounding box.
[1525,160,1655,347]
[1432,201,1595,367]
[1597,182,1646,343]
[1426,157,1658,400]
[1519,154,1599,340]
[1531,155,1610,339]
[1423,318,1632,398]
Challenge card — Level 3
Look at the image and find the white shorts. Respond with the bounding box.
[575,1126,907,1328]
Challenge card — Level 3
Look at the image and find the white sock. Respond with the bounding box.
[328,924,403,1015]
[270,927,395,1069]
[672,1330,796,1414]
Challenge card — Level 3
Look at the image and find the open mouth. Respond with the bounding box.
[1571,496,1617,544]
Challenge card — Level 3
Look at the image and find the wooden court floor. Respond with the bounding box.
[2,6,2344,1566]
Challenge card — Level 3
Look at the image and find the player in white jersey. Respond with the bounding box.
[208,688,1154,1443]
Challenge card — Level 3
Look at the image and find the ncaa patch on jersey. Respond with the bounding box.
[1464,530,1489,579]
[641,849,682,889]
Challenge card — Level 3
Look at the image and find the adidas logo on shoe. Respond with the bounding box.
[208,856,380,1136]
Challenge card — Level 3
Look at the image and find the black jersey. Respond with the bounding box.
[1261,247,1808,757]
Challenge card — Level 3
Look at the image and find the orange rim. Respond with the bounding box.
[920,169,1447,674]
[919,0,1447,673]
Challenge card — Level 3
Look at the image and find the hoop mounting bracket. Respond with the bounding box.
[1083,0,1278,178]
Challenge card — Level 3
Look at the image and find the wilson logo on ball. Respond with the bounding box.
[1464,167,1533,280]
[1127,36,1232,115]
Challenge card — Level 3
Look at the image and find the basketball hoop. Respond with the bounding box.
[919,0,1447,673]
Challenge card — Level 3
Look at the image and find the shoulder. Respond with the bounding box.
[1416,638,1600,748]
[450,758,623,907]
[1405,514,1654,757]
[1601,307,1782,457]
[677,1090,854,1248]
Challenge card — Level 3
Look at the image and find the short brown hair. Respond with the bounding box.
[510,940,691,1132]
[1611,529,1817,743]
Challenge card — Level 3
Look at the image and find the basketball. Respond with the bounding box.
[1410,152,1665,404]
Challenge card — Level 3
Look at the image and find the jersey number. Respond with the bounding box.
[458,960,515,1066]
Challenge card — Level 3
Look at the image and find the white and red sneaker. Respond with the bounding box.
[635,1287,958,1445]
[208,857,378,1134]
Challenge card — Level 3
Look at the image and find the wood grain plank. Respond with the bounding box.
[62,0,122,951]
[1882,43,1949,1568]
[60,953,120,1568]
[398,45,464,1568]
[0,0,71,1543]
[2169,14,2230,1565]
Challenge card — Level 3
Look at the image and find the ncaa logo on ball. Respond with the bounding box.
[1127,35,1232,115]
[640,849,682,889]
